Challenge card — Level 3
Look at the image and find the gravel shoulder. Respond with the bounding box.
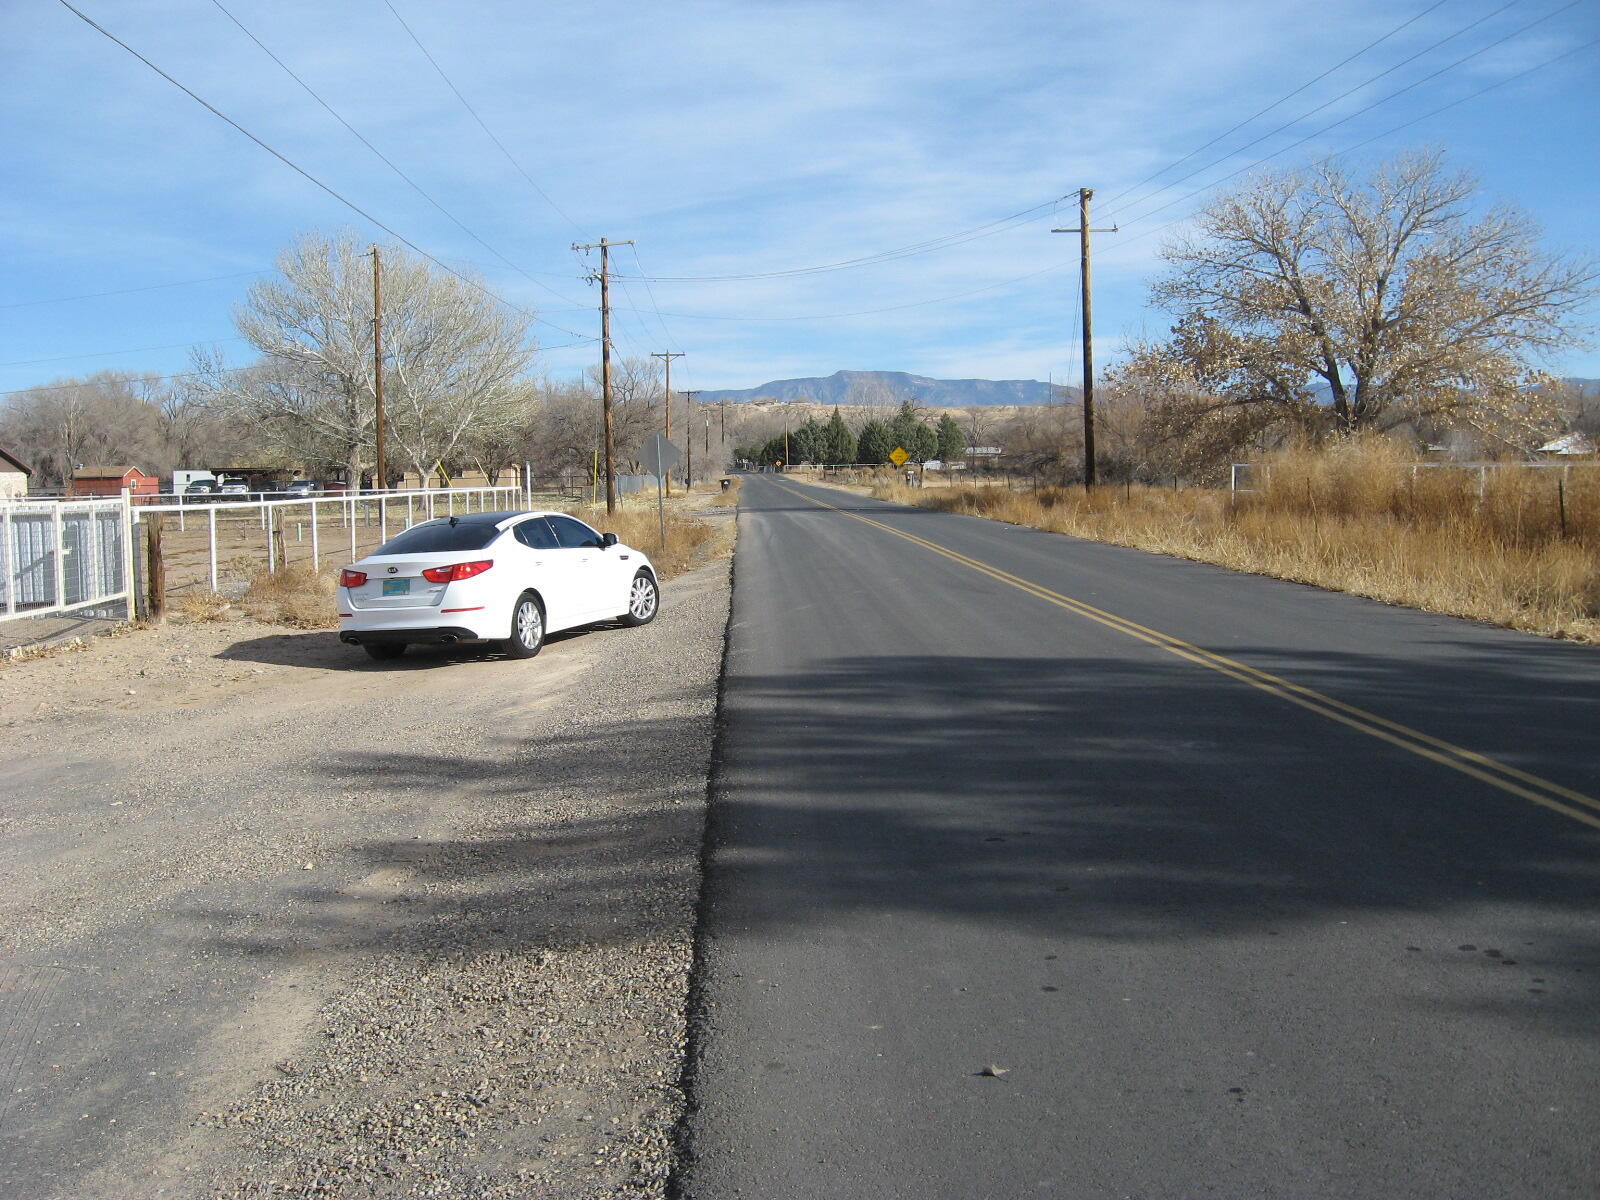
[0,546,731,1198]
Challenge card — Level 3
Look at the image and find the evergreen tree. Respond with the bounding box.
[935,413,967,461]
[792,417,826,464]
[889,399,938,462]
[824,408,857,464]
[857,419,893,465]
[888,400,922,452]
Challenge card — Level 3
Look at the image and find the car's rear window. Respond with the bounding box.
[376,521,501,554]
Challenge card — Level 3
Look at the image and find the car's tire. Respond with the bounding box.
[506,594,545,658]
[363,642,406,661]
[620,570,659,627]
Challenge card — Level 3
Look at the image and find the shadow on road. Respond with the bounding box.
[189,645,1600,1036]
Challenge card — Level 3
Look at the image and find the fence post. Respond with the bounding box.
[145,513,166,623]
[208,505,218,592]
[120,489,136,620]
[380,496,387,544]
[1558,476,1567,538]
[266,505,277,573]
[349,503,357,563]
[407,495,414,528]
[51,503,66,611]
[311,499,320,570]
[3,506,14,619]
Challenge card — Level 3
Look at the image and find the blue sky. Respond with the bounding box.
[3,0,1597,400]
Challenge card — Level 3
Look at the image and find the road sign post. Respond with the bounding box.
[640,432,683,553]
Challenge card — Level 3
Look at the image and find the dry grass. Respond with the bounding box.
[173,589,233,622]
[239,563,342,629]
[573,504,724,580]
[873,440,1600,643]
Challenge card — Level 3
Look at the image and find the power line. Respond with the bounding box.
[1,270,268,310]
[1107,3,1589,232]
[209,0,586,307]
[1096,0,1456,217]
[54,0,595,344]
[611,195,1073,283]
[0,335,248,369]
[381,0,586,236]
[627,245,679,348]
[587,28,1593,331]
[1102,0,1571,228]
[1091,29,1600,265]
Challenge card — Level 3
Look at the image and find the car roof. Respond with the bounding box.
[416,509,591,530]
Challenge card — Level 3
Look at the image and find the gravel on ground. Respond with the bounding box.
[0,533,730,1199]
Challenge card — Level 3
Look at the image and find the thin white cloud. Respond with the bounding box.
[1,0,1594,393]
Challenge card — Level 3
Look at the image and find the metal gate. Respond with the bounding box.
[1,497,135,620]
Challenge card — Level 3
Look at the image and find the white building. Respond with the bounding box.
[0,446,31,498]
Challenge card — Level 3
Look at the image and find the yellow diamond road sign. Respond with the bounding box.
[888,446,909,467]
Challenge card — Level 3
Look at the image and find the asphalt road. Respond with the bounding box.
[680,475,1600,1199]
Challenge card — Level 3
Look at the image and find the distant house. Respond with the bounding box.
[0,447,31,498]
[1537,433,1596,457]
[67,465,160,499]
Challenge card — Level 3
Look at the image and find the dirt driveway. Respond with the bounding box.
[0,556,729,1199]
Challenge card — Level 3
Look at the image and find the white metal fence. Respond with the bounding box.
[132,485,524,591]
[1,495,135,621]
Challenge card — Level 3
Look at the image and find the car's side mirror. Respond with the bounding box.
[600,532,619,549]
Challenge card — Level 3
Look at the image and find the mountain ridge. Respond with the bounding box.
[693,369,1072,408]
[693,370,1600,408]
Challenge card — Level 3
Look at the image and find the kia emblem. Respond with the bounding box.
[387,566,398,574]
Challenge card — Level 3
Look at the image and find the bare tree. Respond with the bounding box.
[197,231,535,485]
[1143,149,1597,450]
[0,371,237,486]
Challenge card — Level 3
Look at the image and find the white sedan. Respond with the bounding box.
[337,510,659,661]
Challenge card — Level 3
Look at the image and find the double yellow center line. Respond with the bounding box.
[776,480,1600,831]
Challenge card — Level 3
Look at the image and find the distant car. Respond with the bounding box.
[284,479,319,497]
[218,478,250,496]
[183,480,218,496]
[337,510,659,662]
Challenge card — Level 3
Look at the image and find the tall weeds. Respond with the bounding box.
[873,441,1600,643]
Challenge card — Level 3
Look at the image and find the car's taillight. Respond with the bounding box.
[339,569,367,588]
[422,559,493,583]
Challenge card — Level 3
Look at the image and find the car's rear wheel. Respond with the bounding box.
[363,642,406,661]
[506,594,545,658]
[621,571,659,627]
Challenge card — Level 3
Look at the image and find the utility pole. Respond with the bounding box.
[574,237,634,513]
[1053,189,1117,489]
[684,391,700,487]
[368,245,387,492]
[651,351,683,496]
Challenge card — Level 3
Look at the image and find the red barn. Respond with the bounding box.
[68,465,159,499]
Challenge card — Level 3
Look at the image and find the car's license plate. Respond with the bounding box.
[382,579,410,596]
